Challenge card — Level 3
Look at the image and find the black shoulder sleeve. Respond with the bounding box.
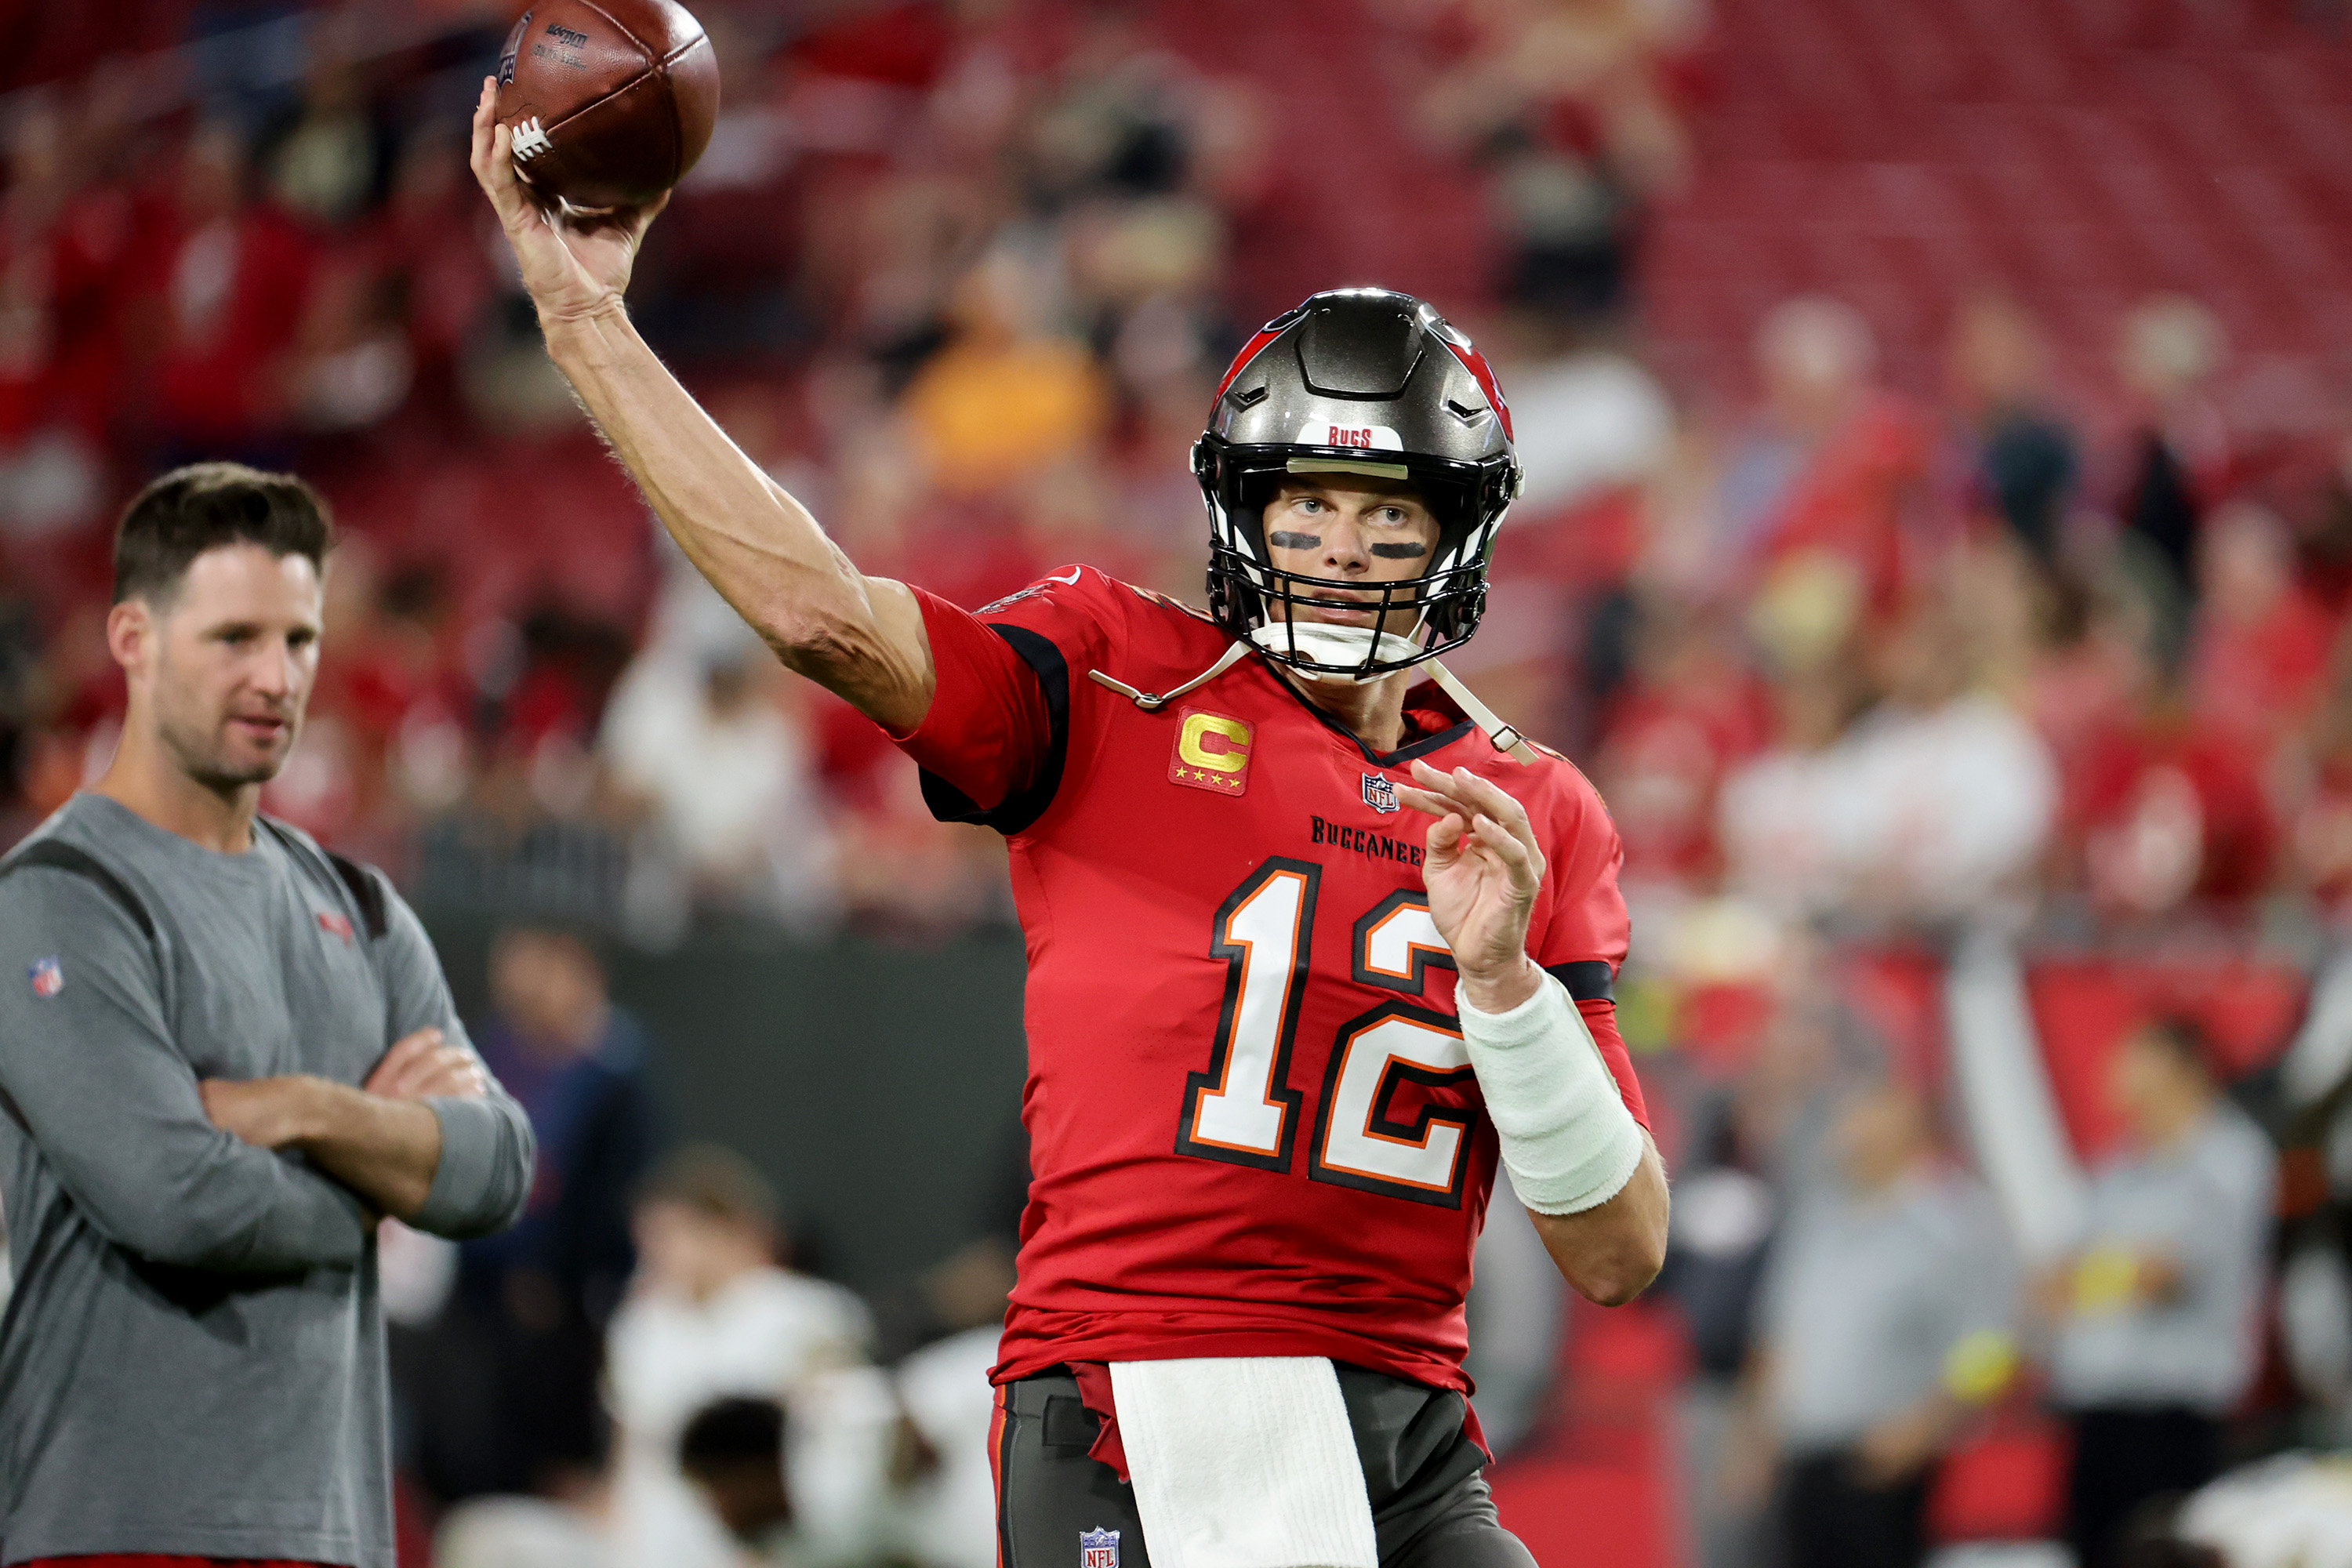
[251,816,390,942]
[918,623,1073,839]
[0,840,159,1133]
[324,851,390,941]
[0,840,156,944]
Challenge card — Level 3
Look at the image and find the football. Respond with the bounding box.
[494,0,720,213]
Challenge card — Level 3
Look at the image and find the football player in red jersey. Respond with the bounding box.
[474,82,1666,1568]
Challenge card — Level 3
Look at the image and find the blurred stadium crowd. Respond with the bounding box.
[4,0,2352,1566]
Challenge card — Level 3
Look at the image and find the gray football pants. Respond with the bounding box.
[993,1363,1538,1567]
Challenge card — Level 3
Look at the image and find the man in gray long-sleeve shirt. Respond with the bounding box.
[0,463,535,1568]
[2043,1018,2277,1568]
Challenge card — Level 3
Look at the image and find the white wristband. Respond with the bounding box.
[1458,971,1646,1215]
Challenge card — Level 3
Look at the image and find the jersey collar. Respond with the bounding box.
[1254,652,1476,769]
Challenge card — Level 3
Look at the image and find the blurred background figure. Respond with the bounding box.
[2114,296,2230,652]
[675,1396,797,1564]
[405,924,658,1504]
[1947,291,2078,571]
[1739,1078,2016,1568]
[602,635,839,936]
[606,1145,880,1568]
[2040,1020,2278,1568]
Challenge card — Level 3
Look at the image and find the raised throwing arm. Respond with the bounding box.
[466,78,933,731]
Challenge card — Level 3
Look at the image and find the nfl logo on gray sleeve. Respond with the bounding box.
[1080,1527,1120,1567]
[1362,773,1399,813]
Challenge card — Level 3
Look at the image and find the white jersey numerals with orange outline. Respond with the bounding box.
[1178,858,1479,1207]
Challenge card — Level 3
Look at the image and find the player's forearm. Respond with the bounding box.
[1528,1136,1669,1305]
[281,1080,445,1221]
[540,305,933,727]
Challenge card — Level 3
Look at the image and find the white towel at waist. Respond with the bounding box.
[1108,1356,1379,1568]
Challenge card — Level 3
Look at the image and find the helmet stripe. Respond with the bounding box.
[1440,339,1514,443]
[1210,326,1287,407]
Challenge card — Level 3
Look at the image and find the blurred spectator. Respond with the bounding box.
[1721,601,2056,923]
[137,119,315,459]
[2285,653,2352,916]
[1715,661,1867,917]
[1662,1120,1777,1568]
[2185,499,2337,746]
[1595,602,1767,892]
[2115,296,2230,651]
[407,924,658,1502]
[602,641,839,934]
[1505,325,1677,517]
[1740,1079,2018,1568]
[434,1494,612,1568]
[677,1396,797,1561]
[1948,292,2078,568]
[2069,677,2278,918]
[900,246,1106,495]
[1726,297,1933,621]
[1413,0,1698,323]
[606,1145,880,1568]
[2176,1452,2352,1566]
[890,1324,1004,1568]
[2041,1019,2279,1568]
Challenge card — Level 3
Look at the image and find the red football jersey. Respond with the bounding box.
[895,566,1645,1393]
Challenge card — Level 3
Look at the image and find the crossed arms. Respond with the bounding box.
[0,871,533,1275]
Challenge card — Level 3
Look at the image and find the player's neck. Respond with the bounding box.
[1279,664,1414,757]
[92,725,263,855]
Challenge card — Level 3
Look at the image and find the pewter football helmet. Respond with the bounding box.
[1194,289,1522,678]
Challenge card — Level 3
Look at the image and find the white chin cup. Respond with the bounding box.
[1247,622,1429,682]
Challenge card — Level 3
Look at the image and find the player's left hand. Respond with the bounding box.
[201,1075,325,1149]
[1398,761,1544,1011]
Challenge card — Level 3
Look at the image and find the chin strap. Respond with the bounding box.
[1083,639,1541,764]
[1425,659,1541,764]
[1084,641,1255,711]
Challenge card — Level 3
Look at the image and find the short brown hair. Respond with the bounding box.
[113,462,335,605]
[638,1143,780,1231]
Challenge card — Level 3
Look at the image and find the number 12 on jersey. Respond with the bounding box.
[1177,858,1479,1207]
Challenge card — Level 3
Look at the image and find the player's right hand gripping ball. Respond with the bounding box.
[495,0,720,213]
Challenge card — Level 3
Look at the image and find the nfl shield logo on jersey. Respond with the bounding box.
[1080,1527,1120,1568]
[1363,772,1400,813]
[27,956,62,998]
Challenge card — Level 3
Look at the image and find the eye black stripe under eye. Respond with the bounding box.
[1369,543,1428,558]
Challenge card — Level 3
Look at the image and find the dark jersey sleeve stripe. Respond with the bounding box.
[919,624,1072,838]
[0,840,161,1133]
[0,840,156,943]
[1545,959,1614,1002]
[324,851,390,940]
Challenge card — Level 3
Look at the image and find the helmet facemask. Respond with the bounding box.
[1198,444,1506,682]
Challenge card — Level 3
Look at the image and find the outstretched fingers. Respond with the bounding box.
[469,78,539,235]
